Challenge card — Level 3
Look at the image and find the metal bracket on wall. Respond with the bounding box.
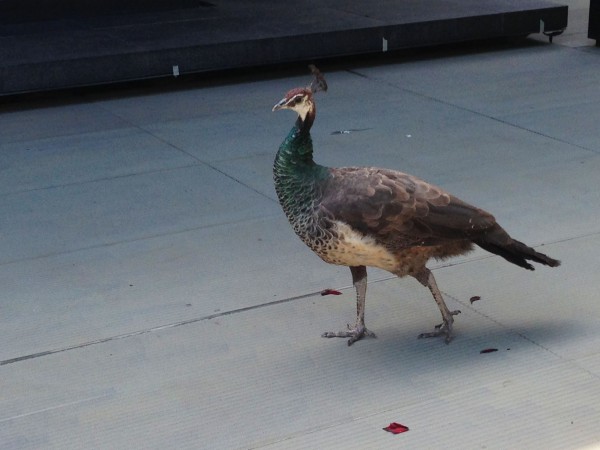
[543,29,565,42]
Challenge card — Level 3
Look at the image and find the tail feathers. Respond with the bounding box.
[476,232,561,271]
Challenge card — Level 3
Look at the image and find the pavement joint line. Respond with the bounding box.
[0,213,280,268]
[0,394,111,424]
[347,68,600,155]
[2,230,595,365]
[345,68,369,79]
[100,101,278,203]
[143,128,277,202]
[3,231,596,365]
[541,229,600,244]
[0,290,324,366]
[201,160,278,203]
[92,100,277,203]
[0,162,203,198]
[447,290,600,381]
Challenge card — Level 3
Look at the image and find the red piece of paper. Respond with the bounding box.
[383,422,409,434]
[480,348,498,354]
[320,289,342,296]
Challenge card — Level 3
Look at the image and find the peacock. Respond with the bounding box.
[272,66,560,345]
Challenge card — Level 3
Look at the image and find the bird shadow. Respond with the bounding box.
[316,318,579,377]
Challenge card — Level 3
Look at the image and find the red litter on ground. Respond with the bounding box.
[383,422,409,434]
[480,348,498,354]
[320,289,342,296]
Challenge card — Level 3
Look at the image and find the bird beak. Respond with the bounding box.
[272,97,287,112]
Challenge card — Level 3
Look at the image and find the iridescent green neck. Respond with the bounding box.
[273,112,330,233]
[273,120,328,182]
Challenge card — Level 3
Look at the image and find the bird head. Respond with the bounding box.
[272,87,314,121]
[272,65,327,123]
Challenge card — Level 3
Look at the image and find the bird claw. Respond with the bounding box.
[322,324,376,346]
[418,310,461,344]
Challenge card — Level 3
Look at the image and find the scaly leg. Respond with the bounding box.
[413,268,461,344]
[322,265,376,346]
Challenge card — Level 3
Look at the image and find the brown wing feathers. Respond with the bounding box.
[321,167,488,242]
[320,167,560,269]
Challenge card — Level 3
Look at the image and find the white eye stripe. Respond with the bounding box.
[289,94,304,105]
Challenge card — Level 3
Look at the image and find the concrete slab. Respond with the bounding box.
[0,128,198,195]
[0,215,354,362]
[265,362,600,449]
[0,164,277,264]
[503,100,600,151]
[436,233,600,361]
[0,100,129,144]
[354,43,600,119]
[3,238,599,449]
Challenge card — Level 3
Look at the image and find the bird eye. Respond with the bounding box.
[293,96,303,104]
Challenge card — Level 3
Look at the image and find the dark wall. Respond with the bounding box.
[0,0,213,22]
[589,0,600,42]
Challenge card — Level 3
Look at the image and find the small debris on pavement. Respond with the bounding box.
[480,348,498,354]
[470,296,481,304]
[331,128,372,135]
[320,289,342,296]
[383,422,409,434]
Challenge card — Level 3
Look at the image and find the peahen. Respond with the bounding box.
[272,66,560,345]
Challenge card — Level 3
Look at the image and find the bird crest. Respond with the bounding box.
[308,64,328,94]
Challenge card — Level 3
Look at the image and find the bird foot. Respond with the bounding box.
[322,324,376,346]
[418,309,461,344]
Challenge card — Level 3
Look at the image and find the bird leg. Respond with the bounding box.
[413,268,461,344]
[322,265,376,346]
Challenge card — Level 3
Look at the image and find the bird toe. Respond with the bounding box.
[418,320,455,343]
[322,325,376,345]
